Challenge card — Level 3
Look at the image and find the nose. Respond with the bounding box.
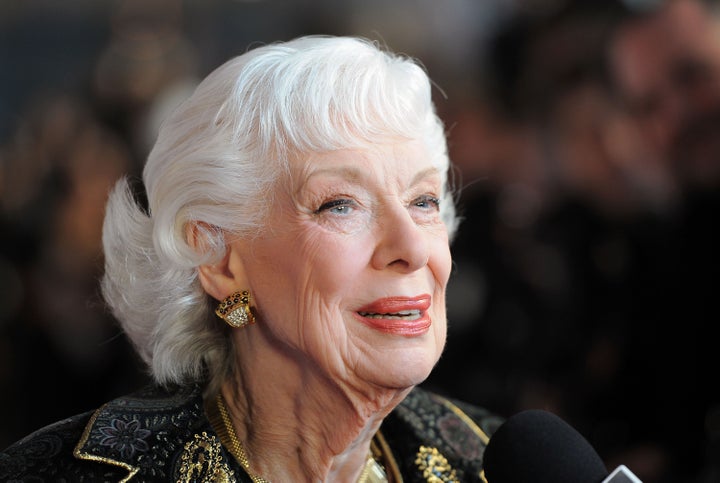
[371,203,430,273]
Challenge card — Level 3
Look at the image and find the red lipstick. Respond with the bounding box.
[354,295,432,336]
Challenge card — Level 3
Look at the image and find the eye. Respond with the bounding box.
[315,198,356,215]
[412,195,441,210]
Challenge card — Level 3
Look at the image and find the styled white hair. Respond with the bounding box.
[102,35,457,389]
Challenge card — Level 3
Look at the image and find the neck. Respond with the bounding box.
[220,328,410,482]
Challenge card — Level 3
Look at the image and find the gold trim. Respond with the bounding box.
[479,469,489,483]
[436,398,490,445]
[437,397,492,482]
[73,404,140,482]
[373,430,403,483]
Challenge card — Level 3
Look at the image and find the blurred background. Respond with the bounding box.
[1,0,719,481]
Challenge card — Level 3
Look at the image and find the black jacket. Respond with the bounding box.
[0,384,502,482]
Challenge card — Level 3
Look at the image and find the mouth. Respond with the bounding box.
[357,309,423,320]
[355,295,432,336]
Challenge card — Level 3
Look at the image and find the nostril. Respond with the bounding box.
[388,258,410,268]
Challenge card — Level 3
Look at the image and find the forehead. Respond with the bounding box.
[290,140,439,185]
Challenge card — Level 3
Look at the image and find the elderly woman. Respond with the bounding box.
[0,36,501,482]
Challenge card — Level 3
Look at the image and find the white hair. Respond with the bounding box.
[101,35,457,389]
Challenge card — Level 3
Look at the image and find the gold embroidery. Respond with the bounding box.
[415,446,458,483]
[73,404,140,483]
[178,432,236,483]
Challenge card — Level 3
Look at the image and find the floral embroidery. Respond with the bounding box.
[136,452,167,479]
[438,414,482,460]
[98,418,151,459]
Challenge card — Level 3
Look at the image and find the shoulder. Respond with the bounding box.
[0,384,243,482]
[381,386,504,483]
[0,410,101,481]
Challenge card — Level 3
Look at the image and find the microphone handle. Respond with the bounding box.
[601,465,643,483]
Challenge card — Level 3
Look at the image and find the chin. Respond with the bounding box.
[346,317,446,389]
[364,344,443,390]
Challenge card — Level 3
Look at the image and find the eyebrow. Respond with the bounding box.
[303,165,441,187]
[410,167,443,186]
[304,165,365,184]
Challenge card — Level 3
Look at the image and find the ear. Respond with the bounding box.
[187,222,248,302]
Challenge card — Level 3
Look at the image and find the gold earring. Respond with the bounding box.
[215,290,255,328]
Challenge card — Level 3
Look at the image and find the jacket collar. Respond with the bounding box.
[72,384,239,481]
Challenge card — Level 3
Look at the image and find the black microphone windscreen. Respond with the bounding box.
[483,409,609,483]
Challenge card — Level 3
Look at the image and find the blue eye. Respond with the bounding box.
[413,195,441,210]
[315,198,355,215]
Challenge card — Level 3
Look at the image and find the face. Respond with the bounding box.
[232,140,452,391]
[610,0,720,187]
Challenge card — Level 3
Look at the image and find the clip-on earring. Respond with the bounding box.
[215,290,255,328]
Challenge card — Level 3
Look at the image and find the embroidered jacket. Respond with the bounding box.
[0,384,502,482]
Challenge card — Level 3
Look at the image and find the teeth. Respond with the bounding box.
[359,310,422,320]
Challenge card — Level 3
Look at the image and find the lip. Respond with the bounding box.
[354,295,432,336]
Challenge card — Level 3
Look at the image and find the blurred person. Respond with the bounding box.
[607,0,720,479]
[609,0,720,191]
[432,2,697,482]
[0,94,149,449]
[93,0,199,165]
[0,36,503,481]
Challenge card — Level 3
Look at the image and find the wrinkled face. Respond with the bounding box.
[233,140,452,391]
[610,0,720,186]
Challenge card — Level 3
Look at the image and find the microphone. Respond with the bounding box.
[482,409,642,483]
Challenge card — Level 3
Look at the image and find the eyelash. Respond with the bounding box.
[314,198,355,214]
[414,195,441,210]
[314,194,440,215]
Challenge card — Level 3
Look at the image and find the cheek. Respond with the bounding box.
[430,232,453,288]
[250,226,369,318]
[299,230,370,299]
[268,230,371,360]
